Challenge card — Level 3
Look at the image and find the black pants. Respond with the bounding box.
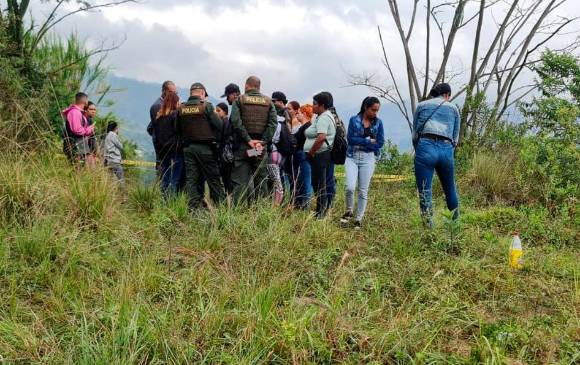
[308,150,332,218]
[183,144,225,209]
[231,149,269,204]
[220,162,234,194]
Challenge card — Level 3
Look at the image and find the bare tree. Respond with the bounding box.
[350,0,579,144]
[1,0,137,56]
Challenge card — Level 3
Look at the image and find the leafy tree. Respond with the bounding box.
[519,51,580,207]
[0,0,138,151]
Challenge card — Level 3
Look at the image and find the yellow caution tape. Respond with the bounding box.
[123,159,156,168]
[121,159,409,181]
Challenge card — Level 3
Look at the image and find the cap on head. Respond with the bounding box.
[190,82,207,96]
[271,91,287,105]
[221,83,240,98]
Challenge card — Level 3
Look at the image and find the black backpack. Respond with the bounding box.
[274,110,297,156]
[327,108,347,165]
[62,125,76,162]
[275,119,297,156]
[62,118,83,162]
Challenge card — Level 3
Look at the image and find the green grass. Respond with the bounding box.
[0,154,578,364]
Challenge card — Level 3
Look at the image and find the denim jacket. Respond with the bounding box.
[412,97,460,145]
[346,114,385,158]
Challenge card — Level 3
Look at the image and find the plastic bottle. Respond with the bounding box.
[509,232,523,270]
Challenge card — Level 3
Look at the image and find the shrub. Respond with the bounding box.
[65,167,121,226]
[129,184,162,214]
[378,139,413,175]
[465,151,529,204]
[518,136,579,209]
[0,156,58,225]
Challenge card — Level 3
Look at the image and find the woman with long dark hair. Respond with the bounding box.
[154,91,183,196]
[84,101,98,158]
[340,97,385,229]
[412,83,460,228]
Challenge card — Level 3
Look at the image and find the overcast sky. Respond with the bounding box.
[30,0,579,146]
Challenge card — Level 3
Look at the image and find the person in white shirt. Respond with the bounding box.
[103,121,125,189]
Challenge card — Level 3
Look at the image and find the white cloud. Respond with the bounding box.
[28,0,580,148]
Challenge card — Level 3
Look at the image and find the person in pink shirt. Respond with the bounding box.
[62,92,95,166]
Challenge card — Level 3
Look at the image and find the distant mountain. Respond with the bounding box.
[101,74,412,161]
[98,75,183,161]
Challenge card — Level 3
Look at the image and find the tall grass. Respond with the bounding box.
[0,149,578,364]
[464,151,529,204]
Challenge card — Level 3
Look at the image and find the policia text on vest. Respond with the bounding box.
[229,89,278,203]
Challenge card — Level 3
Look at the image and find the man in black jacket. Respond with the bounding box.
[147,80,176,173]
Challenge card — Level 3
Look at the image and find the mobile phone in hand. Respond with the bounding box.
[246,148,263,158]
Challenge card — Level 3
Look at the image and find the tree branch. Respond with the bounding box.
[433,0,467,85]
[499,15,577,118]
[423,0,431,99]
[459,0,486,143]
[29,0,137,54]
[46,41,122,76]
[406,0,420,41]
[377,25,409,121]
[388,0,422,112]
[492,0,558,121]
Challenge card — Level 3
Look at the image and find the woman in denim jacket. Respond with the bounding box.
[340,96,385,229]
[412,83,460,228]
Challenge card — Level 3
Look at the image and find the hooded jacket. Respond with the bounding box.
[62,105,94,137]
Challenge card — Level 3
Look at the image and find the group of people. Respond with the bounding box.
[62,76,461,229]
[144,75,394,227]
[62,92,125,188]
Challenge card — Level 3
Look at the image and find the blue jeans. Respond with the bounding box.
[345,151,376,221]
[414,138,459,226]
[160,153,184,196]
[286,150,312,209]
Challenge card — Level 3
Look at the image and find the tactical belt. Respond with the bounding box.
[182,140,215,147]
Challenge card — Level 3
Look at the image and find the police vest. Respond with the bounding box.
[179,101,214,142]
[240,94,271,136]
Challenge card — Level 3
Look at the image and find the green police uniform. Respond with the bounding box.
[229,89,278,203]
[178,95,225,208]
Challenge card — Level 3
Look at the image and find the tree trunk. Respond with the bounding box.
[459,0,486,144]
[6,0,30,55]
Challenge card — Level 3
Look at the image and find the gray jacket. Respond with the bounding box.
[104,131,123,164]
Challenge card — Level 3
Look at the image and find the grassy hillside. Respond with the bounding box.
[0,153,578,364]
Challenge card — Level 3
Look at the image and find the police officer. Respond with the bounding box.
[178,83,225,209]
[230,76,277,203]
